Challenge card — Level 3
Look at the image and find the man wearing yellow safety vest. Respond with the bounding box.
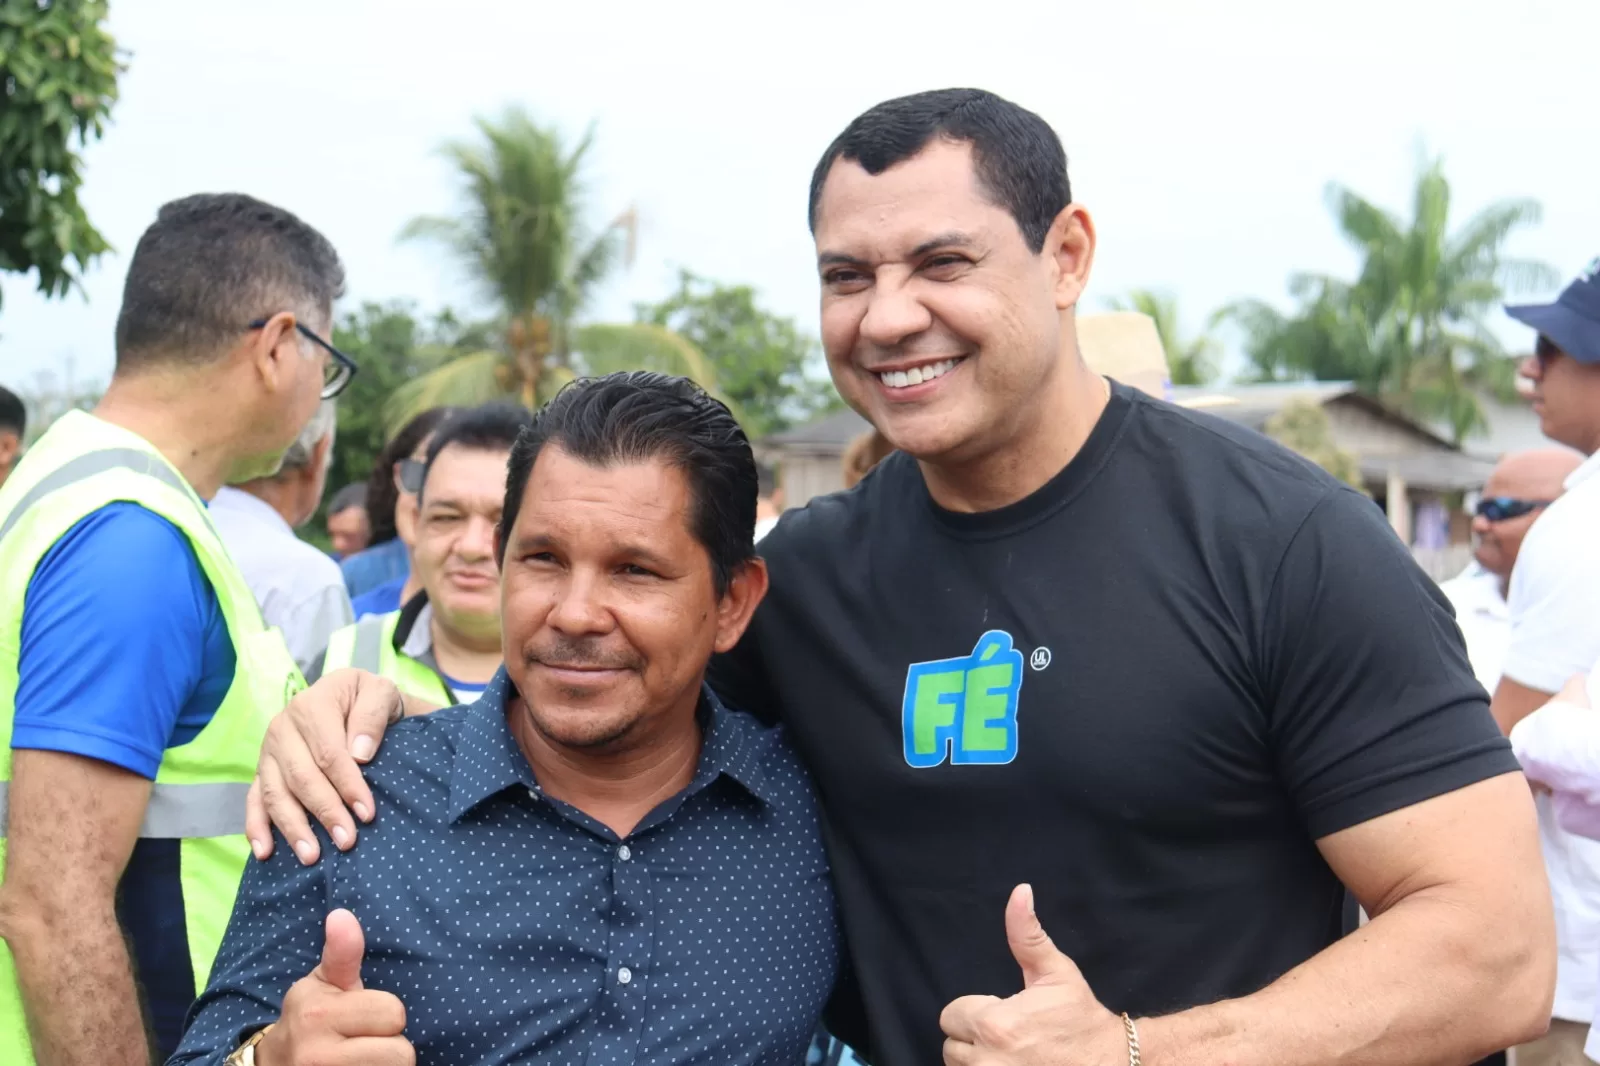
[309,403,530,710]
[0,193,350,1066]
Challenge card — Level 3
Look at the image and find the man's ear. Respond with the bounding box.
[713,556,770,654]
[248,310,300,393]
[0,432,19,469]
[1045,203,1096,313]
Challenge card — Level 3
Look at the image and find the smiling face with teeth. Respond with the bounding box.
[812,139,1098,494]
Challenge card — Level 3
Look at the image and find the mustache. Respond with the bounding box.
[524,635,641,671]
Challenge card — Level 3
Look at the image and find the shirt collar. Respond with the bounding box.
[447,668,774,824]
[212,486,293,536]
[1566,450,1600,491]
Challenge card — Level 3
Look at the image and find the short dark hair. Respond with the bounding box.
[807,88,1071,253]
[328,482,368,516]
[0,385,24,438]
[115,193,345,370]
[365,406,459,545]
[501,372,757,596]
[420,401,534,502]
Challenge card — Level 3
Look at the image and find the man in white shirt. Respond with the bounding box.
[212,399,353,673]
[1441,448,1581,690]
[1492,258,1600,1066]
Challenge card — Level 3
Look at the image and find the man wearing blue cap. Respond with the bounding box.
[1493,258,1600,1066]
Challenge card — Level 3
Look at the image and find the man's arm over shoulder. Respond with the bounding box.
[1495,500,1600,730]
[0,505,219,1066]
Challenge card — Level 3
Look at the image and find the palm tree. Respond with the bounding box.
[1103,289,1219,385]
[1221,154,1554,442]
[387,107,719,425]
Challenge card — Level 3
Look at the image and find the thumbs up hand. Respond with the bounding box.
[939,885,1126,1066]
[255,909,414,1066]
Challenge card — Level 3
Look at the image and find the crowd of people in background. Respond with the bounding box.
[1,86,1599,1066]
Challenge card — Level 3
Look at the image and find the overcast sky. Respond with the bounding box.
[2,0,1594,394]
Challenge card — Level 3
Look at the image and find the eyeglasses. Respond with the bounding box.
[396,457,425,494]
[1475,497,1553,522]
[246,319,359,399]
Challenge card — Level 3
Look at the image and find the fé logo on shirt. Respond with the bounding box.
[901,630,1024,768]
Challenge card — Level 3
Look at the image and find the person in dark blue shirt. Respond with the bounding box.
[173,372,838,1066]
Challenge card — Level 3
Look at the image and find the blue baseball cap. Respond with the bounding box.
[1506,257,1600,363]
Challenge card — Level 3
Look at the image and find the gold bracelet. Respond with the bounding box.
[224,1023,274,1066]
[1122,1013,1142,1066]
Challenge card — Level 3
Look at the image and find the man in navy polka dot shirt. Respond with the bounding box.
[171,372,839,1066]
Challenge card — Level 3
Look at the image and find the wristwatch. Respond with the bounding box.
[224,1024,275,1066]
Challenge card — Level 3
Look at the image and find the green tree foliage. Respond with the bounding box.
[1221,155,1555,443]
[1264,399,1365,490]
[325,302,488,503]
[391,107,719,423]
[635,270,839,436]
[1103,289,1219,385]
[0,0,121,315]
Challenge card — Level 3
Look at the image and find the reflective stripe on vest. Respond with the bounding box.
[352,613,389,673]
[0,447,193,542]
[0,780,249,839]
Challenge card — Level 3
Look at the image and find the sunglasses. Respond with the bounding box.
[396,457,426,494]
[246,319,359,399]
[1475,497,1553,522]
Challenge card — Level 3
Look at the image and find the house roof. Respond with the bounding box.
[1170,381,1463,451]
[764,407,873,449]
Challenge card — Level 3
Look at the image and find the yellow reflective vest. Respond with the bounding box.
[0,411,304,1064]
[320,608,453,708]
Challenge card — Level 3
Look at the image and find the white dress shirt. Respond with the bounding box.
[1438,562,1510,691]
[211,486,353,674]
[1502,450,1600,1024]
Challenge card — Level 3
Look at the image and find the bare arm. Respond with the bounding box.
[1139,773,1553,1066]
[0,750,155,1066]
[1492,675,1556,735]
[245,669,442,864]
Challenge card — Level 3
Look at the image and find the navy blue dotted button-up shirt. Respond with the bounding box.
[170,670,839,1066]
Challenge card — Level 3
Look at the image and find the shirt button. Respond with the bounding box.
[618,966,633,985]
[527,787,539,799]
[617,845,632,861]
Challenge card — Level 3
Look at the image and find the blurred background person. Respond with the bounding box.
[324,482,370,559]
[841,428,893,490]
[1440,447,1580,691]
[0,385,23,490]
[755,464,784,542]
[212,400,354,674]
[340,405,456,615]
[311,403,529,705]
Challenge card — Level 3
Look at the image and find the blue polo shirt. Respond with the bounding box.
[172,669,839,1066]
[13,501,237,1059]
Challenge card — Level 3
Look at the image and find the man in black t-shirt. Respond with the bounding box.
[251,90,1553,1066]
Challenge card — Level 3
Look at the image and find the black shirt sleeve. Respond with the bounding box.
[1259,488,1518,840]
[707,609,781,727]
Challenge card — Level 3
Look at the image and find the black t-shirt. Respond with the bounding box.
[708,382,1516,1066]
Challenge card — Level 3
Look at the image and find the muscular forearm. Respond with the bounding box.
[1138,887,1552,1066]
[2,895,150,1066]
